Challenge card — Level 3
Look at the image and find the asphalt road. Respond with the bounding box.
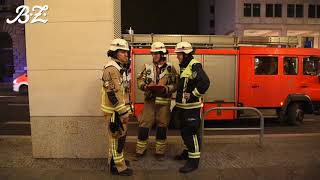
[0,83,319,136]
[0,84,30,135]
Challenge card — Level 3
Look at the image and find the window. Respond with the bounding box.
[244,3,252,17]
[303,37,314,48]
[296,4,304,18]
[287,4,295,17]
[284,57,298,75]
[253,4,260,17]
[0,0,5,5]
[244,3,260,17]
[275,4,282,17]
[266,4,282,17]
[303,57,320,76]
[288,4,304,18]
[266,4,274,17]
[255,57,278,75]
[309,4,316,18]
[308,4,320,18]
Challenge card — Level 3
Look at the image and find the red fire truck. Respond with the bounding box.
[124,35,320,126]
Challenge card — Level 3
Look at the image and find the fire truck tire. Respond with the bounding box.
[287,103,304,126]
[19,85,28,95]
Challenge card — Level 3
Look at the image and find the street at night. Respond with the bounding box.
[1,0,320,179]
[1,83,320,137]
[0,83,29,136]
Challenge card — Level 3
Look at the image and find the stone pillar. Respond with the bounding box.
[25,0,118,158]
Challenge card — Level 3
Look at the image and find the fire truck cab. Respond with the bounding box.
[239,47,320,125]
[125,35,320,126]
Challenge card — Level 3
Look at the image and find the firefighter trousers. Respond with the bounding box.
[105,113,128,173]
[136,99,171,155]
[176,107,201,159]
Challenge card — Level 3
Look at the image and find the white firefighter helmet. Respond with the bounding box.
[150,42,167,53]
[174,42,193,54]
[109,38,129,51]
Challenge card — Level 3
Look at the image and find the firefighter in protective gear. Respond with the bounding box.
[101,38,133,176]
[135,42,178,161]
[174,42,210,173]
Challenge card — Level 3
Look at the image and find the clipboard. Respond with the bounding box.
[146,85,166,93]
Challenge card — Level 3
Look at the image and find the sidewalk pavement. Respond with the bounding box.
[0,134,320,180]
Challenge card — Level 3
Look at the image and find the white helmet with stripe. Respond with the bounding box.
[174,42,193,54]
[109,38,129,51]
[151,42,167,54]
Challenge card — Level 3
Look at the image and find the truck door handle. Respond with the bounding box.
[300,85,309,88]
[252,85,260,88]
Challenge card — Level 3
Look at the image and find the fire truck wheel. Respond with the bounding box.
[287,103,304,126]
[19,85,28,95]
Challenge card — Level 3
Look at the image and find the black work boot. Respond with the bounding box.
[174,149,188,160]
[179,158,199,174]
[125,160,131,167]
[111,167,133,176]
[109,158,116,172]
[109,158,131,173]
[133,150,146,161]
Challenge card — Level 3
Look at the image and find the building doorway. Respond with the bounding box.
[0,32,14,82]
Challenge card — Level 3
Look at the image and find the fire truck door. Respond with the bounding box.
[280,56,300,100]
[203,55,236,102]
[298,56,320,99]
[203,55,237,120]
[249,56,281,107]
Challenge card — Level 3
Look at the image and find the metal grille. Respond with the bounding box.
[113,0,121,38]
